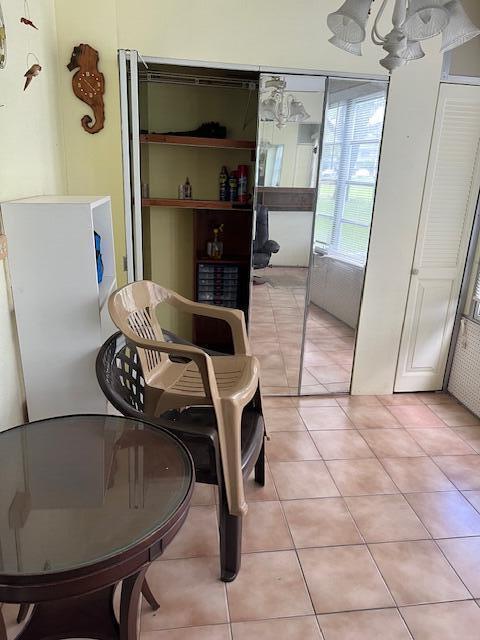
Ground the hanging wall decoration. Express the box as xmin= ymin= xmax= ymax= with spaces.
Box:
xmin=21 ymin=17 xmax=38 ymax=29
xmin=21 ymin=1 xmax=38 ymax=29
xmin=0 ymin=1 xmax=6 ymax=69
xmin=67 ymin=43 xmax=105 ymax=134
xmin=24 ymin=54 xmax=41 ymax=90
xmin=20 ymin=1 xmax=42 ymax=91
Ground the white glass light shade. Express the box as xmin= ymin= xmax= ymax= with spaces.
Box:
xmin=329 ymin=35 xmax=362 ymax=56
xmin=403 ymin=39 xmax=426 ymax=60
xmin=403 ymin=0 xmax=449 ymax=40
xmin=379 ymin=25 xmax=425 ymax=72
xmin=380 ymin=53 xmax=408 ymax=71
xmin=441 ymin=0 xmax=480 ymax=52
xmin=289 ymin=99 xmax=310 ymax=123
xmin=327 ymin=0 xmax=374 ymax=44
xmin=260 ymin=97 xmax=277 ymax=120
xmin=264 ymin=76 xmax=286 ymax=90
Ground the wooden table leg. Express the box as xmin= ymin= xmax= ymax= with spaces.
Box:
xmin=12 ymin=587 xmax=118 ymax=640
xmin=141 ymin=579 xmax=160 ymax=611
xmin=120 ymin=567 xmax=148 ymax=640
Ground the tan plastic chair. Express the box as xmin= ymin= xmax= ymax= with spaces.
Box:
xmin=108 ymin=281 xmax=260 ymax=517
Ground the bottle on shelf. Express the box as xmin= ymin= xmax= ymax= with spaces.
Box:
xmin=184 ymin=177 xmax=192 ymax=199
xmin=219 ymin=166 xmax=229 ymax=201
xmin=207 ymin=224 xmax=224 ymax=260
xmin=237 ymin=165 xmax=248 ymax=204
xmin=229 ymin=170 xmax=238 ymax=203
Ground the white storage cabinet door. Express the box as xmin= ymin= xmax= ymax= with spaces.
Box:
xmin=395 ymin=84 xmax=480 ymax=392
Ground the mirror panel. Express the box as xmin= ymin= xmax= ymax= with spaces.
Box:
xmin=301 ymin=78 xmax=388 ymax=395
xmin=250 ymin=74 xmax=326 ymax=395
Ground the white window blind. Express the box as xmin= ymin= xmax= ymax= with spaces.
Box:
xmin=315 ymin=90 xmax=387 ymax=265
xmin=474 ymin=266 xmax=480 ymax=302
xmin=473 ymin=263 xmax=480 ymax=321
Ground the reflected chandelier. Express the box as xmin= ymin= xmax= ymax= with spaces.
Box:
xmin=259 ymin=76 xmax=311 ymax=128
xmin=327 ymin=0 xmax=480 ymax=73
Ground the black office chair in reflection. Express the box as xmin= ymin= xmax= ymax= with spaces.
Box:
xmin=252 ymin=206 xmax=280 ymax=284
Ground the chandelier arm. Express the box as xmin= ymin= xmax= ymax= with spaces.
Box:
xmin=372 ymin=0 xmax=391 ymax=44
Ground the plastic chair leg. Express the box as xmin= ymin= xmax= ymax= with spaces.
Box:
xmin=254 ymin=440 xmax=265 ymax=486
xmin=218 ymin=478 xmax=242 ymax=582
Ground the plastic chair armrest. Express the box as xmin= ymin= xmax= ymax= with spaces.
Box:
xmin=172 ymin=296 xmax=250 ymax=355
xmin=124 ymin=334 xmax=218 ymax=399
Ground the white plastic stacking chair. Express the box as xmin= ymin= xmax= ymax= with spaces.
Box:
xmin=108 ymin=281 xmax=260 ymax=516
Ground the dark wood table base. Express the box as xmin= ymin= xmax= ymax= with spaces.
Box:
xmin=1 ymin=572 xmax=160 ymax=640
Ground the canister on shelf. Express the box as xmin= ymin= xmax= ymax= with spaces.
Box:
xmin=229 ymin=171 xmax=238 ymax=203
xmin=237 ymin=165 xmax=248 ymax=204
xmin=219 ymin=166 xmax=229 ymax=201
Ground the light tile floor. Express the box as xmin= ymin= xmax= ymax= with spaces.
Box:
xmin=4 ymin=392 xmax=480 ymax=639
xmin=250 ymin=267 xmax=355 ymax=395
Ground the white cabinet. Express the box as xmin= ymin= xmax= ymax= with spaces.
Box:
xmin=1 ymin=196 xmax=117 ymax=422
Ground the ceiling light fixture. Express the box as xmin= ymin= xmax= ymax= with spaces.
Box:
xmin=327 ymin=0 xmax=480 ymax=73
xmin=259 ymin=76 xmax=311 ymax=128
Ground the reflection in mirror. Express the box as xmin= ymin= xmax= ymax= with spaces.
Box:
xmin=0 ymin=417 xmax=192 ymax=574
xmin=250 ymin=74 xmax=326 ymax=394
xmin=301 ymin=78 xmax=388 ymax=395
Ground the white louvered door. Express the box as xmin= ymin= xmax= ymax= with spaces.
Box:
xmin=395 ymin=84 xmax=480 ymax=392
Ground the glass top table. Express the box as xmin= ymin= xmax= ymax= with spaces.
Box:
xmin=0 ymin=414 xmax=194 ymax=640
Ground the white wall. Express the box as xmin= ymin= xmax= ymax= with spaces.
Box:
xmin=351 ymin=53 xmax=442 ymax=394
xmin=269 ymin=211 xmax=312 ymax=267
xmin=310 ymin=255 xmax=364 ymax=329
xmin=0 ymin=0 xmax=65 ymax=429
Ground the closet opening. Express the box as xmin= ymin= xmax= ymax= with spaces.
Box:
xmin=120 ymin=52 xmax=389 ymax=395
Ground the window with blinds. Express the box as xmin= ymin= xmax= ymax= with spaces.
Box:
xmin=315 ymin=88 xmax=387 ymax=265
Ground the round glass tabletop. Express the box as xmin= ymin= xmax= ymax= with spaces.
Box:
xmin=0 ymin=415 xmax=193 ymax=576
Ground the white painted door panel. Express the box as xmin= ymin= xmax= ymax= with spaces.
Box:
xmin=395 ymin=84 xmax=480 ymax=392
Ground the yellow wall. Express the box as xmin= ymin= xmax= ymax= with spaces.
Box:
xmin=54 ymin=0 xmax=126 ymax=287
xmin=0 ymin=0 xmax=65 ymax=428
xmin=143 ymin=80 xmax=257 ymax=335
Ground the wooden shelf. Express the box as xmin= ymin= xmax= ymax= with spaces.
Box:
xmin=256 ymin=186 xmax=316 ymax=212
xmin=140 ymin=134 xmax=256 ymax=151
xmin=143 ymin=198 xmax=252 ymax=211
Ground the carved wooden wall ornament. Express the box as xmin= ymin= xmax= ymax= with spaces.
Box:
xmin=67 ymin=44 xmax=105 ymax=134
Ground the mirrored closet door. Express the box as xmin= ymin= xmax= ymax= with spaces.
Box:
xmin=249 ymin=75 xmax=388 ymax=396
xmin=249 ymin=74 xmax=326 ymax=395
xmin=301 ymin=78 xmax=388 ymax=395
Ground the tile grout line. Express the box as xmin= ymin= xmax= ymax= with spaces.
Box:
xmin=263 ymin=402 xmax=480 ymax=621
